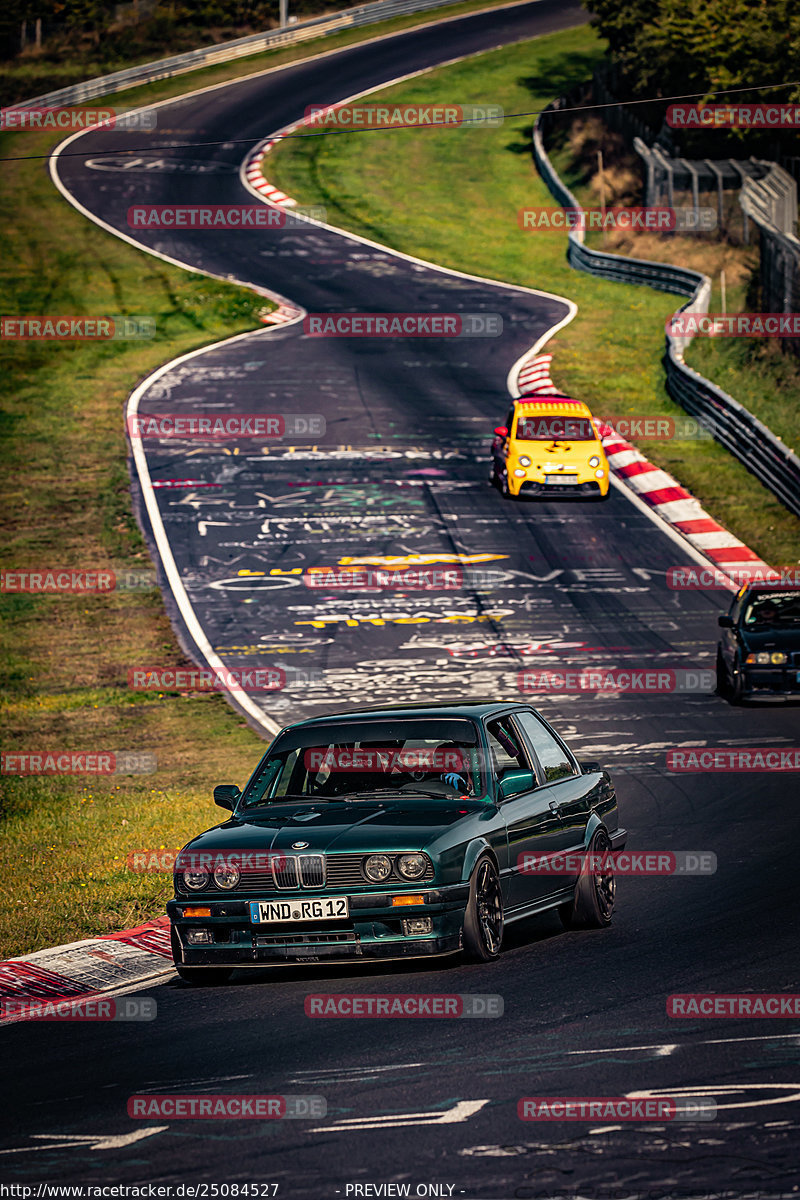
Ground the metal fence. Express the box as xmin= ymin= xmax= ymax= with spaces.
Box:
xmin=14 ymin=0 xmax=467 ymax=110
xmin=633 ymin=138 xmax=773 ymax=244
xmin=569 ymin=71 xmax=800 ymax=365
xmin=533 ymin=102 xmax=800 ymax=519
xmin=740 ymin=167 xmax=800 ymax=360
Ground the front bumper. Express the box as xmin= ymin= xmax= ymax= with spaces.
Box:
xmin=167 ymin=885 xmax=468 ymax=967
xmin=742 ymin=667 xmax=800 ymax=697
xmin=514 ymin=477 xmax=606 ymax=498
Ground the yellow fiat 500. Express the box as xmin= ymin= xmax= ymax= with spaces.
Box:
xmin=490 ymin=395 xmax=610 ymax=500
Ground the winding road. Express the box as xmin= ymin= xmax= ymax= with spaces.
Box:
xmin=3 ymin=2 xmax=799 ymax=1195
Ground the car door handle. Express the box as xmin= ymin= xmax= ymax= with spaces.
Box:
xmin=549 ymin=800 xmax=562 ymax=812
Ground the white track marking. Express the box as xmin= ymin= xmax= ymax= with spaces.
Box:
xmin=629 ymin=1084 xmax=800 ymax=1112
xmin=566 ymin=1033 xmax=800 ymax=1055
xmin=0 ymin=1128 xmax=167 ymax=1154
xmin=310 ymin=1099 xmax=489 ymax=1131
xmin=126 ymin=333 xmax=291 ymax=735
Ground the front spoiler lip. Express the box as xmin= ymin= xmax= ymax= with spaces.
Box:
xmin=516 ymin=480 xmax=606 ymax=497
xmin=742 ymin=672 xmax=800 ymax=697
xmin=173 ymin=933 xmax=463 ymax=967
xmin=174 ymin=948 xmax=463 ymax=969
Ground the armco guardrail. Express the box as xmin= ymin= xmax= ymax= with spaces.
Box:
xmin=533 ymin=99 xmax=800 ymax=519
xmin=14 ymin=0 xmax=466 ymax=110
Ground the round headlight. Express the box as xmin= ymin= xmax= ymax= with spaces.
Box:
xmin=213 ymin=864 xmax=240 ymax=889
xmin=397 ymin=853 xmax=428 ymax=880
xmin=589 ymin=455 xmax=601 ymax=468
xmin=771 ymin=652 xmax=787 ymax=665
xmin=182 ymin=869 xmax=209 ymax=890
xmin=595 ymin=468 xmax=605 ymax=479
xmin=364 ymin=854 xmax=393 ymax=882
xmin=518 ymin=455 xmax=531 ymax=467
xmin=513 ymin=468 xmax=526 ymax=478
xmin=757 ymin=651 xmax=770 ymax=664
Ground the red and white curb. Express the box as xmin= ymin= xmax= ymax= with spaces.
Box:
xmin=260 ymin=300 xmax=303 ymax=326
xmin=243 ymin=138 xmax=297 ymax=208
xmin=516 ymin=352 xmax=559 ymax=396
xmin=243 ymin=99 xmax=352 ymax=215
xmin=0 ymin=918 xmax=174 ymax=1022
xmin=241 ymin=143 xmax=304 ymax=327
xmin=514 ymin=354 xmax=775 ymax=584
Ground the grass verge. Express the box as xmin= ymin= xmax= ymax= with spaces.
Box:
xmin=0 ymin=120 xmax=276 ymax=957
xmin=265 ymin=24 xmax=800 ymax=565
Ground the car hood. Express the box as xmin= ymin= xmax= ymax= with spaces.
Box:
xmin=739 ymin=628 xmax=800 ymax=652
xmin=183 ymin=798 xmax=488 ymax=855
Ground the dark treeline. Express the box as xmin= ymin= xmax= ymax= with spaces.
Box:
xmin=1 ymin=0 xmax=362 ymax=64
xmin=584 ymin=0 xmax=800 ymax=158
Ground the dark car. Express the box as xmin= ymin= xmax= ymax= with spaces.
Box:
xmin=716 ymin=584 xmax=800 ymax=702
xmin=167 ymin=701 xmax=627 ymax=983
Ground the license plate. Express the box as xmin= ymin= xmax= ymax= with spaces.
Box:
xmin=250 ymin=897 xmax=349 ymax=923
xmin=545 ymin=474 xmax=578 ymax=485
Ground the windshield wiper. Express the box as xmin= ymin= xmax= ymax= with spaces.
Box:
xmin=339 ymin=788 xmax=466 ymax=800
xmin=242 ymin=794 xmax=344 ymax=807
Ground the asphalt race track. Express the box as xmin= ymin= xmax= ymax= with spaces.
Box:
xmin=3 ymin=2 xmax=799 ymax=1195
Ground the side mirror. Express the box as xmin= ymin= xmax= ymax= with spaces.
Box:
xmin=493 ymin=426 xmax=508 ymax=438
xmin=579 ymin=760 xmax=602 ymax=775
xmin=498 ymin=768 xmax=535 ymax=800
xmin=214 ymin=783 xmax=241 ymax=811
xmin=717 ymin=614 xmax=734 ymax=628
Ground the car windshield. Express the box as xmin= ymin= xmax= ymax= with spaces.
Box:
xmin=742 ymin=592 xmax=800 ymax=629
xmin=515 ymin=415 xmax=595 ymax=441
xmin=240 ymin=718 xmax=485 ymax=808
